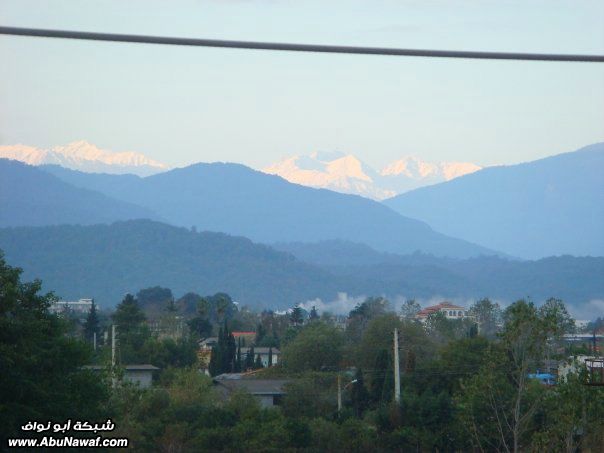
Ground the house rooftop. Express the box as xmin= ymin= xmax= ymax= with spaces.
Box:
xmin=416 ymin=302 xmax=466 ymax=318
xmin=241 ymin=347 xmax=280 ymax=354
xmin=213 ymin=376 xmax=290 ymax=395
xmin=84 ymin=364 xmax=159 ymax=371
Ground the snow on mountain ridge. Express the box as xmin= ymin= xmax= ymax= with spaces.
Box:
xmin=382 ymin=156 xmax=481 ymax=180
xmin=263 ymin=153 xmax=394 ymax=199
xmin=0 ymin=141 xmax=169 ymax=176
xmin=263 ymin=152 xmax=482 ymax=200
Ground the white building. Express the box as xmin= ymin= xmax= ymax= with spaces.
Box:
xmin=241 ymin=347 xmax=280 ymax=367
xmin=558 ymin=355 xmax=604 ymax=381
xmin=84 ymin=364 xmax=159 ymax=389
xmin=213 ymin=374 xmax=289 ymax=408
xmin=415 ymin=302 xmax=468 ymax=321
xmin=49 ymin=298 xmax=94 ymax=315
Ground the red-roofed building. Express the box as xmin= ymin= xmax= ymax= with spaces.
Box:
xmin=415 ymin=302 xmax=467 ymax=321
xmin=232 ymin=331 xmax=256 ymax=345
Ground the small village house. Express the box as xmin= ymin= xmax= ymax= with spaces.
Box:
xmin=241 ymin=347 xmax=280 ymax=367
xmin=213 ymin=373 xmax=290 ymax=408
xmin=84 ymin=364 xmax=159 ymax=389
xmin=415 ymin=302 xmax=467 ymax=321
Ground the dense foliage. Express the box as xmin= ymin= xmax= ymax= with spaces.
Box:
xmin=2 ymin=252 xmax=603 ymax=452
xmin=0 ymin=253 xmax=108 ymax=446
xmin=1 ymin=221 xmax=603 ymax=311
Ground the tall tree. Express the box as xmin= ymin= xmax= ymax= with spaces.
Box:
xmin=309 ymin=306 xmax=320 ymax=322
xmin=400 ymin=299 xmax=421 ymax=320
xmin=458 ymin=300 xmax=551 ymax=452
xmin=254 ymin=354 xmax=264 ymax=369
xmin=235 ymin=337 xmax=242 ymax=372
xmin=347 ymin=297 xmax=390 ymax=342
xmin=83 ymin=299 xmax=100 ymax=345
xmin=0 ymin=253 xmax=108 ymax=444
xmin=188 ymin=316 xmax=212 ymax=339
xmin=281 ymin=322 xmax=344 ymax=372
xmin=244 ymin=346 xmax=255 ymax=370
xmin=370 ymin=349 xmax=390 ymax=404
xmin=256 ymin=323 xmax=267 ymax=344
xmin=350 ymin=369 xmax=370 ymax=417
xmin=290 ymin=305 xmax=304 ymax=327
xmin=112 ymin=293 xmax=149 ymax=363
xmin=112 ymin=294 xmax=146 ymax=334
xmin=468 ymin=298 xmax=502 ymax=338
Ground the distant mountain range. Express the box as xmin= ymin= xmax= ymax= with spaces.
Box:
xmin=38 ymin=162 xmax=495 ymax=258
xmin=2 ymin=141 xmax=602 ymax=259
xmin=0 ymin=159 xmax=160 ymax=227
xmin=263 ymin=151 xmax=481 ymax=200
xmin=384 ymin=143 xmax=604 ymax=259
xmin=0 ymin=221 xmax=601 ymax=315
xmin=0 ymin=141 xmax=169 ymax=176
xmin=1 ymin=142 xmax=481 ymax=198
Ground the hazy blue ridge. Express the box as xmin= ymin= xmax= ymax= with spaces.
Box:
xmin=274 ymin=239 xmax=604 ymax=314
xmin=40 ymin=162 xmax=497 ymax=259
xmin=0 ymin=220 xmax=345 ymax=309
xmin=0 ymin=222 xmax=601 ymax=313
xmin=0 ymin=159 xmax=161 ymax=227
xmin=383 ymin=143 xmax=604 ymax=259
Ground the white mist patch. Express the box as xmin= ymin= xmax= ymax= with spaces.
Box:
xmin=300 ymin=293 xmax=489 ymax=316
xmin=299 ymin=292 xmax=368 ymax=315
xmin=568 ymin=299 xmax=604 ymax=320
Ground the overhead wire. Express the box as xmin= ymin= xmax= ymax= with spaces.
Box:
xmin=1 ymin=26 xmax=603 ymax=62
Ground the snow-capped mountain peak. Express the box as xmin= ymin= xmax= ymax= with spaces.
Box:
xmin=0 ymin=141 xmax=169 ymax=176
xmin=263 ymin=152 xmax=482 ymax=200
xmin=381 ymin=156 xmax=481 ymax=181
xmin=263 ymin=152 xmax=392 ymax=199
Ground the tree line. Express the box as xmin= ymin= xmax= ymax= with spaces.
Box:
xmin=2 ymin=252 xmax=603 ymax=451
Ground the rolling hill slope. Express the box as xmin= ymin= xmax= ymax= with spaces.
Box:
xmin=0 ymin=220 xmax=341 ymax=309
xmin=0 ymin=159 xmax=160 ymax=227
xmin=41 ymin=162 xmax=496 ymax=258
xmin=384 ymin=143 xmax=604 ymax=259
xmin=0 ymin=222 xmax=601 ymax=313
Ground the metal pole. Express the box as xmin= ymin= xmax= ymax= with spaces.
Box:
xmin=111 ymin=324 xmax=117 ymax=388
xmin=337 ymin=375 xmax=342 ymax=414
xmin=111 ymin=324 xmax=116 ymax=367
xmin=394 ymin=328 xmax=401 ymax=403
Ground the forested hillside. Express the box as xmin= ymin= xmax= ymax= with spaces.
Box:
xmin=0 ymin=221 xmax=602 ymax=312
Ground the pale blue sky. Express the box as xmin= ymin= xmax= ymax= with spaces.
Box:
xmin=1 ymin=0 xmax=603 ymax=169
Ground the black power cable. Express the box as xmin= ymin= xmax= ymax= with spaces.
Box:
xmin=1 ymin=26 xmax=603 ymax=62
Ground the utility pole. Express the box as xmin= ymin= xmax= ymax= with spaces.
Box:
xmin=111 ymin=324 xmax=116 ymax=368
xmin=394 ymin=328 xmax=401 ymax=403
xmin=111 ymin=324 xmax=117 ymax=388
xmin=337 ymin=374 xmax=342 ymax=414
